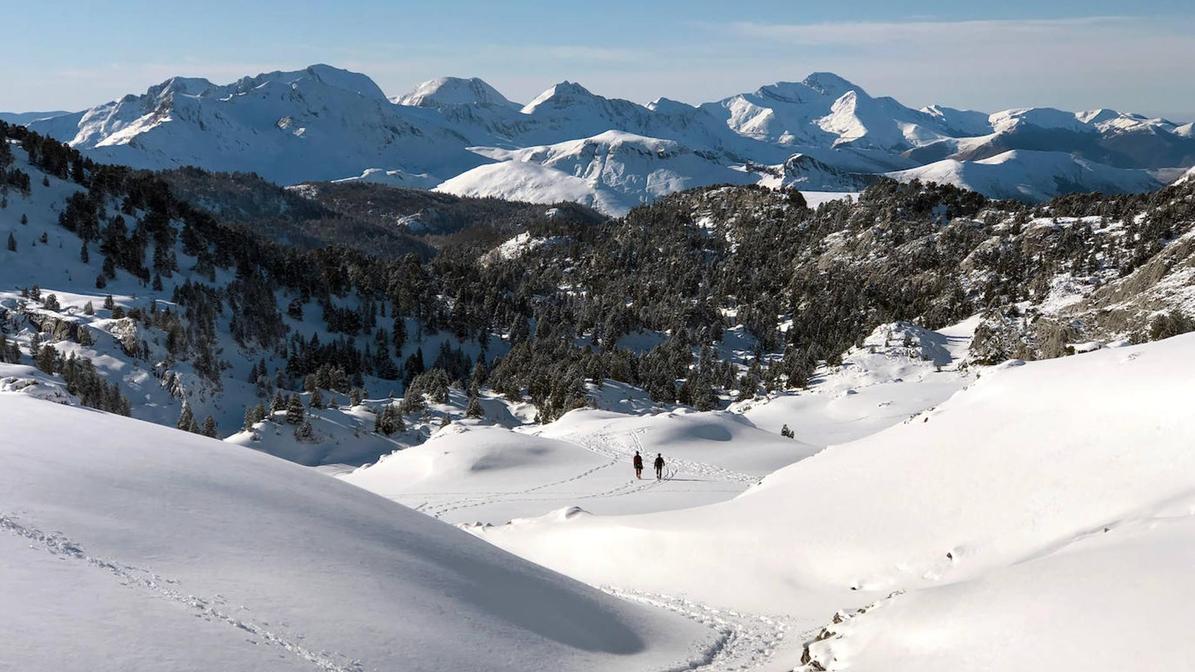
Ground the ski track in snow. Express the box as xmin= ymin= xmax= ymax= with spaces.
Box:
xmin=581 ymin=428 xmax=759 ymax=485
xmin=0 ymin=513 xmax=364 ymax=672
xmin=417 ymin=423 xmax=757 ymax=521
xmin=604 ymin=588 xmax=803 ymax=672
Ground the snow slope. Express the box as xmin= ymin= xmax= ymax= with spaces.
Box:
xmin=0 ymin=110 xmax=71 ymax=124
xmin=473 ymin=333 xmax=1195 ymax=669
xmin=435 ymin=160 xmax=631 ymax=214
xmin=888 ymin=149 xmax=1164 ymax=200
xmin=0 ymin=390 xmax=714 ymax=672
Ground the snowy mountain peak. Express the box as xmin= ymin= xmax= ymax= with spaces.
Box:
xmin=800 ymin=71 xmax=860 ymax=97
xmin=241 ymin=64 xmax=389 ymax=100
xmin=145 ymin=76 xmax=217 ymax=100
xmin=1076 ymin=108 xmax=1121 ymax=125
xmin=753 ymin=73 xmax=861 ymax=105
xmin=396 ymin=76 xmax=516 ymax=108
xmin=521 ymin=81 xmax=602 ymax=113
xmin=645 ymin=97 xmax=696 ymax=114
xmin=989 ymin=107 xmax=1094 ymax=134
xmin=920 ymin=104 xmax=993 ymax=136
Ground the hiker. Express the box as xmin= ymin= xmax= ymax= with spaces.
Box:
xmin=654 ymin=453 xmax=665 ymax=480
xmin=633 ymin=451 xmax=644 ymax=479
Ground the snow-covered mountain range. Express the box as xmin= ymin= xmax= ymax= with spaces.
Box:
xmin=16 ymin=65 xmax=1195 ymax=214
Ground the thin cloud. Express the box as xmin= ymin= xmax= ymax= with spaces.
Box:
xmin=728 ymin=16 xmax=1137 ymax=45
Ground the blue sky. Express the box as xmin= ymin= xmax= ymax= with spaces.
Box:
xmin=3 ymin=0 xmax=1193 ymax=120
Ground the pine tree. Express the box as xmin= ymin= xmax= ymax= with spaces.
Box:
xmin=35 ymin=343 xmax=57 ymax=374
xmin=465 ymin=395 xmax=484 ymax=419
xmin=780 ymin=424 xmax=795 ymax=439
xmin=103 ymin=294 xmax=114 ymax=310
xmin=271 ymin=390 xmax=286 ymax=413
xmin=393 ymin=315 xmax=406 ymax=352
xmin=19 ymin=213 xmax=27 ymax=225
xmin=374 ymin=404 xmax=405 ymax=435
xmin=6 ymin=232 xmax=14 ymax=252
xmin=310 ymin=388 xmax=325 ymax=409
xmin=295 ymin=420 xmax=314 ymax=440
xmin=349 ymin=387 xmax=363 ymax=406
xmin=177 ymin=404 xmax=195 ymax=433
xmin=285 ymin=394 xmax=305 ymax=424
xmin=201 ymin=416 xmax=217 ymax=438
xmin=83 ymin=300 xmax=94 ymax=315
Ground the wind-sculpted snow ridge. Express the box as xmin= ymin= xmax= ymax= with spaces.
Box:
xmin=0 ymin=393 xmax=715 ymax=672
xmin=19 ymin=64 xmax=1193 ymax=208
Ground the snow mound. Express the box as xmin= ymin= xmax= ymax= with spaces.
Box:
xmin=344 ymin=424 xmax=608 ymax=499
xmin=0 ymin=394 xmax=707 ymax=671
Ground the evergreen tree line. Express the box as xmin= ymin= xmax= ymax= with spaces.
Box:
xmin=4 ymin=119 xmax=1194 ymax=421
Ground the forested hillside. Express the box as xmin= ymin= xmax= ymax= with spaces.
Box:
xmin=3 ymin=120 xmax=1193 ymax=459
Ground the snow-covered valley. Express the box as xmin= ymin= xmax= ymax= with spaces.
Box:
xmin=5 ymin=108 xmax=1195 ymax=671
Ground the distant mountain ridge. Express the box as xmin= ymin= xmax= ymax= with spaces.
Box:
xmin=16 ymin=64 xmax=1195 ymax=213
